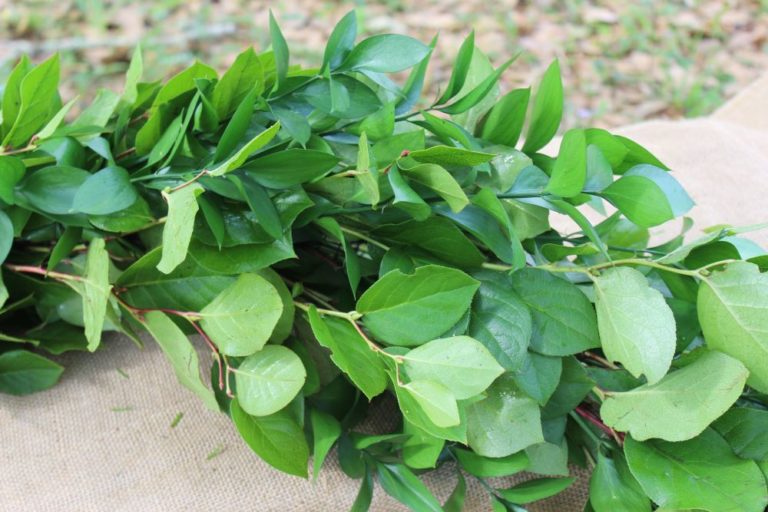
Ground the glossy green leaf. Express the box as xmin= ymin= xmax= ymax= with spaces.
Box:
xmin=594 ymin=267 xmax=676 ymax=384
xmin=73 ymin=166 xmax=137 ymax=215
xmin=0 ymin=156 xmax=26 ymax=204
xmin=17 ymin=165 xmax=89 ymax=215
xmin=713 ymin=407 xmax=768 ymax=461
xmin=0 ymin=350 xmax=63 ymax=396
xmin=376 ymin=463 xmax=443 ymax=512
xmin=402 ymin=421 xmax=444 ymax=469
xmin=242 ymin=148 xmax=340 ymax=188
xmin=522 ymin=60 xmax=563 ymax=153
xmin=400 ymin=163 xmax=469 ymax=212
xmin=400 ymin=379 xmax=460 ymax=427
xmin=322 ymin=10 xmax=357 ymax=71
xmin=356 ymin=265 xmax=480 ymax=346
xmin=339 ymin=35 xmax=430 ymax=73
xmin=478 ymin=88 xmax=530 ymax=148
xmin=589 ymin=452 xmax=650 ymax=512
xmin=601 ymin=350 xmax=748 ymax=441
xmin=437 ymin=31 xmax=475 ymax=105
xmin=453 ymin=447 xmax=529 ymax=478
xmin=208 ymin=122 xmax=280 ymax=176
xmin=213 ymin=47 xmax=263 ymax=119
xmin=698 ymin=262 xmax=768 ymax=393
xmin=3 ymin=54 xmax=60 ymax=148
xmin=387 ymin=166 xmax=431 ymax=221
xmin=142 ymin=311 xmax=218 ymax=411
xmin=1 ymin=55 xmax=31 ymax=137
xmin=199 ymin=273 xmax=283 ymax=356
xmin=0 ymin=211 xmax=12 ymax=264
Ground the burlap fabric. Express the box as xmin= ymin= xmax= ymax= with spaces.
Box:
xmin=2 ymin=74 xmax=766 ymax=511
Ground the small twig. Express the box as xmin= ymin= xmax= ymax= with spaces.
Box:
xmin=168 ymin=169 xmax=210 ymax=193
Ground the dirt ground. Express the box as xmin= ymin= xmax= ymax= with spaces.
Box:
xmin=1 ymin=0 xmax=767 ymax=129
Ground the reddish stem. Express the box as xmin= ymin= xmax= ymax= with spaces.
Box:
xmin=575 ymin=406 xmax=624 ymax=445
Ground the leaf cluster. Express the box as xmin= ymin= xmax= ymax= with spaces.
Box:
xmin=1 ymin=11 xmax=767 ymax=511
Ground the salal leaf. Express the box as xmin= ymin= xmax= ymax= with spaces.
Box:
xmin=510 ymin=269 xmax=599 ymax=356
xmin=73 ymin=166 xmax=137 ymax=215
xmin=376 ymin=463 xmax=443 ymax=512
xmin=17 ymin=165 xmax=89 ymax=215
xmin=594 ymin=267 xmax=676 ymax=384
xmin=545 ymin=128 xmax=586 ymax=197
xmin=466 ymin=375 xmax=544 ymax=457
xmin=453 ymin=447 xmax=529 ymax=478
xmin=713 ymin=407 xmax=768 ymax=461
xmin=400 ymin=379 xmax=460 ymax=427
xmin=310 ymin=409 xmax=342 ymax=478
xmin=400 ymin=163 xmax=469 ymax=212
xmin=403 ymin=336 xmax=504 ymax=399
xmin=199 ymin=273 xmax=283 ymax=356
xmin=142 ymin=311 xmax=218 ymax=411
xmin=339 ymin=35 xmax=430 ymax=73
xmin=624 ymin=430 xmax=768 ymax=512
xmin=213 ymin=47 xmax=263 ymax=119
xmin=408 ymin=145 xmax=495 ymax=167
xmin=521 ymin=60 xmax=563 ymax=153
xmin=601 ymin=350 xmax=747 ymax=442
xmin=208 ymin=122 xmax=281 ymax=176
xmin=234 ymin=345 xmax=306 ymax=416
xmin=697 ymin=262 xmax=768 ymax=393
xmin=497 ymin=477 xmax=574 ymax=504
xmin=356 ymin=265 xmax=480 ymax=346
xmin=307 ymin=307 xmax=387 ymax=399
xmin=590 ymin=452 xmax=650 ymax=512
xmin=157 ymin=183 xmax=203 ymax=274
xmin=512 ymin=352 xmax=562 ymax=406
xmin=0 ymin=350 xmax=63 ymax=396
xmin=602 ymin=165 xmax=693 ymax=228
xmin=540 ymin=356 xmax=593 ymax=419
xmin=66 ymin=237 xmax=111 ymax=351
xmin=322 ymin=10 xmax=357 ymax=71
xmin=230 ymin=398 xmax=309 ymax=477
xmin=3 ymin=54 xmax=60 ymax=148
xmin=387 ymin=166 xmax=431 ymax=221
xmin=468 ymin=273 xmax=532 ymax=371
xmin=477 ymin=88 xmax=530 ymax=148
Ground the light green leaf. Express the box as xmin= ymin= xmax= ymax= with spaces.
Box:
xmin=376 ymin=463 xmax=443 ymax=512
xmin=1 ymin=55 xmax=31 ymax=137
xmin=234 ymin=345 xmax=306 ymax=416
xmin=545 ymin=128 xmax=586 ymax=197
xmin=466 ymin=375 xmax=544 ymax=457
xmin=478 ymin=88 xmax=530 ymax=148
xmin=510 ymin=269 xmax=599 ymax=356
xmin=400 ymin=379 xmax=460 ymax=428
xmin=590 ymin=452 xmax=650 ymax=512
xmin=65 ymin=238 xmax=111 ymax=352
xmin=356 ymin=265 xmax=480 ymax=346
xmin=402 ymin=421 xmax=444 ymax=469
xmin=208 ymin=122 xmax=281 ymax=176
xmin=339 ymin=34 xmax=430 ymax=73
xmin=436 ymin=31 xmax=475 ymax=105
xmin=698 ymin=262 xmax=768 ymax=393
xmin=0 ymin=156 xmax=26 ymax=204
xmin=142 ymin=311 xmax=218 ymax=411
xmin=453 ymin=447 xmax=529 ymax=478
xmin=594 ymin=267 xmax=676 ymax=384
xmin=625 ymin=430 xmax=768 ymax=512
xmin=400 ymin=163 xmax=469 ymax=212
xmin=73 ymin=166 xmax=137 ymax=215
xmin=3 ymin=54 xmax=60 ymax=148
xmin=522 ymin=60 xmax=563 ymax=153
xmin=713 ymin=407 xmax=768 ymax=461
xmin=322 ymin=10 xmax=357 ymax=71
xmin=403 ymin=336 xmax=504 ymax=399
xmin=72 ymin=88 xmax=120 ymax=129
xmin=601 ymin=350 xmax=748 ymax=442
xmin=157 ymin=183 xmax=203 ymax=274
xmin=199 ymin=273 xmax=283 ymax=356
xmin=121 ymin=44 xmax=143 ymax=105
xmin=36 ymin=96 xmax=78 ymax=140
xmin=231 ymin=398 xmax=309 ymax=477
xmin=355 ymin=132 xmax=379 ymax=206
xmin=268 ymin=11 xmax=289 ymax=89
xmin=387 ymin=165 xmax=431 ymax=221
xmin=0 ymin=350 xmax=63 ymax=396
xmin=213 ymin=47 xmax=263 ymax=119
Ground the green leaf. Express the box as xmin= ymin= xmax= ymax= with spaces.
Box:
xmin=512 ymin=352 xmax=562 ymax=406
xmin=435 ymin=204 xmax=519 ymax=265
xmin=322 ymin=10 xmax=357 ymax=71
xmin=594 ymin=267 xmax=676 ymax=384
xmin=0 ymin=210 xmax=13 ymax=264
xmin=376 ymin=463 xmax=442 ymax=512
xmin=468 ymin=273 xmax=532 ymax=371
xmin=477 ymin=88 xmax=530 ymax=148
xmin=268 ymin=11 xmax=289 ymax=89
xmin=234 ymin=345 xmax=306 ymax=416
xmin=400 ymin=163 xmax=469 ymax=213
xmin=408 ymin=145 xmax=495 ymax=167
xmin=400 ymin=379 xmax=460 ymax=427
xmin=439 ymin=57 xmax=515 ymax=115
xmin=624 ymin=430 xmax=767 ymax=512
xmin=208 ymin=122 xmax=281 ymax=176
xmin=339 ymin=35 xmax=430 ymax=73
xmin=349 ymin=472 xmax=374 ymax=512
xmin=497 ymin=477 xmax=574 ymax=504
xmin=356 ymin=265 xmax=480 ymax=346
xmin=0 ymin=350 xmax=63 ymax=396
xmin=47 ymin=226 xmax=82 ymax=271
xmin=72 ymin=88 xmax=120 ymax=130
xmin=67 ymin=237 xmax=111 ymax=352
xmin=713 ymin=407 xmax=768 ymax=461
xmin=310 ymin=409 xmax=342 ymax=478
xmin=17 ymin=165 xmax=90 ymax=215
xmin=355 ymin=132 xmax=379 ymax=206
xmin=243 ymin=148 xmax=340 ymax=188
xmin=540 ymin=356 xmax=593 ymax=419
xmin=545 ymin=128 xmax=586 ymax=198
xmin=3 ymin=54 xmax=61 ymax=148
xmin=36 ymin=96 xmax=78 ymax=140
xmin=697 ymin=262 xmax=768 ymax=393
xmin=230 ymin=398 xmax=309 ymax=477
xmin=0 ymin=156 xmax=26 ymax=204
xmin=213 ymin=47 xmax=263 ymax=119
xmin=510 ymin=269 xmax=599 ymax=356
xmin=307 ymin=308 xmax=387 ymax=400
xmin=121 ymin=44 xmax=143 ymax=105
xmin=199 ymin=273 xmax=284 ymax=356
xmin=73 ymin=166 xmax=137 ymax=215
xmin=402 ymin=421 xmax=444 ymax=469
xmin=589 ymin=452 xmax=650 ymax=512
xmin=601 ymin=350 xmax=748 ymax=442
xmin=453 ymin=447 xmax=529 ymax=478
xmin=442 ymin=472 xmax=467 ymax=512
xmin=387 ymin=166 xmax=431 ymax=221
xmin=213 ymin=88 xmax=260 ymax=163
xmin=196 ymin=194 xmax=225 ymax=249
xmin=314 ymin=217 xmax=360 ymax=295
xmin=157 ymin=183 xmax=203 ymax=274
xmin=522 ymin=60 xmax=563 ymax=153
xmin=584 ymin=145 xmax=613 ymax=192
xmin=466 ymin=375 xmax=544 ymax=457
xmin=1 ymin=55 xmax=31 ymax=137
xmin=228 ymin=175 xmax=283 ymax=239
xmin=403 ymin=336 xmax=504 ymax=399
xmin=142 ymin=311 xmax=218 ymax=411
xmin=437 ymin=31 xmax=475 ymax=105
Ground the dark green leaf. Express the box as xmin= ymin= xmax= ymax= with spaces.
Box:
xmin=340 ymin=35 xmax=430 ymax=73
xmin=0 ymin=350 xmax=63 ymax=396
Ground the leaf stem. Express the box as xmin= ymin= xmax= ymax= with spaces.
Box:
xmin=4 ymin=264 xmax=83 ymax=282
xmin=168 ymin=169 xmax=210 ymax=193
xmin=338 ymin=226 xmax=390 ymax=251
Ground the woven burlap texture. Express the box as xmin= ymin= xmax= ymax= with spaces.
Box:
xmin=2 ymin=73 xmax=766 ymax=512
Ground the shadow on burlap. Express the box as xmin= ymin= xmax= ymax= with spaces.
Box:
xmin=2 ymin=73 xmax=766 ymax=511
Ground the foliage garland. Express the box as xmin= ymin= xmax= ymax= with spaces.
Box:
xmin=1 ymin=11 xmax=767 ymax=511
